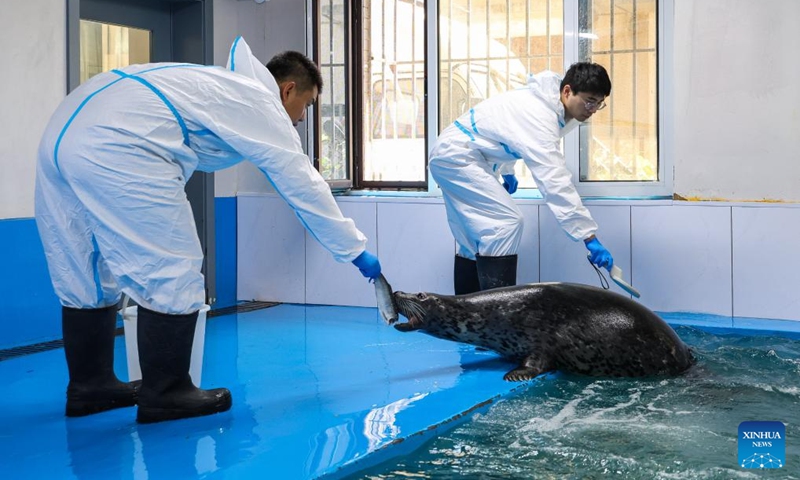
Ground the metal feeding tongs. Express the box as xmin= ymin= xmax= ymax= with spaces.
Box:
xmin=588 ymin=255 xmax=641 ymax=298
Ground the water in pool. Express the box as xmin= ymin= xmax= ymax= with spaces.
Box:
xmin=361 ymin=326 xmax=800 ymax=479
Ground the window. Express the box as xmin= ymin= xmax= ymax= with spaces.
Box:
xmin=575 ymin=0 xmax=661 ymax=188
xmin=314 ymin=0 xmax=671 ymax=196
xmin=360 ymin=0 xmax=427 ymax=188
xmin=317 ymin=0 xmax=352 ymax=187
xmin=79 ymin=20 xmax=151 ymax=83
xmin=439 ymin=0 xmax=562 ymax=190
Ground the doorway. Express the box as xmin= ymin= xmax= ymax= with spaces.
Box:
xmin=66 ymin=0 xmax=216 ymax=304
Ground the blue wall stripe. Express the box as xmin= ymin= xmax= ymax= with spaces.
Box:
xmin=0 ymin=218 xmax=61 ymax=349
xmin=1 ymin=198 xmax=239 ymax=347
xmin=214 ymin=197 xmax=238 ymax=310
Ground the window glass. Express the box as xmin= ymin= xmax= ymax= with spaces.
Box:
xmin=578 ymin=0 xmax=658 ymax=182
xmin=79 ymin=20 xmax=150 ymax=83
xmin=439 ymin=0 xmax=562 ymax=189
xmin=319 ymin=0 xmax=350 ymax=182
xmin=363 ymin=0 xmax=427 ymax=184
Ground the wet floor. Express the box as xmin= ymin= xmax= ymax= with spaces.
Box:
xmin=0 ymin=304 xmax=525 ymax=479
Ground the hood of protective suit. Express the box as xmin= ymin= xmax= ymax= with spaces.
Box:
xmin=226 ymin=36 xmax=281 ymax=97
xmin=527 ymin=71 xmax=566 ymax=122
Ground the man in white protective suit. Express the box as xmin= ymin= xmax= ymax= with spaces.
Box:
xmin=429 ymin=62 xmax=616 ymax=294
xmin=34 ymin=37 xmax=381 ymax=424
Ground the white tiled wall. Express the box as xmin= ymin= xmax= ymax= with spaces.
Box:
xmin=237 ymin=195 xmax=800 ymax=322
xmin=632 ymin=205 xmax=732 ymax=316
xmin=540 ymin=205 xmax=632 ymax=296
xmin=375 ymin=202 xmax=454 ymax=295
xmin=237 ymin=195 xmax=307 ymax=303
xmin=305 ymin=202 xmax=378 ymax=307
xmin=732 ymin=206 xmax=800 ymax=321
xmin=516 ymin=204 xmax=540 ymax=285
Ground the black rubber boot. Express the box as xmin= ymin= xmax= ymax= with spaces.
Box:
xmin=62 ymin=305 xmax=139 ymax=417
xmin=476 ymin=254 xmax=518 ymax=291
xmin=136 ymin=306 xmax=232 ymax=424
xmin=454 ymin=255 xmax=481 ymax=295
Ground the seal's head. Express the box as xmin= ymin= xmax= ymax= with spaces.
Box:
xmin=393 ymin=291 xmax=444 ymax=332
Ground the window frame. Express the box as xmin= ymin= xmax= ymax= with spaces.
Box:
xmin=311 ymin=0 xmax=355 ymax=191
xmin=355 ymin=0 xmax=430 ymax=190
xmin=563 ymin=0 xmax=674 ymax=198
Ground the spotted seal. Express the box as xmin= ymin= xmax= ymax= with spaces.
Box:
xmin=392 ymin=283 xmax=695 ymax=381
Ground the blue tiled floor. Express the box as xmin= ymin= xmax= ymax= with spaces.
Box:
xmin=0 ymin=304 xmax=529 ymax=479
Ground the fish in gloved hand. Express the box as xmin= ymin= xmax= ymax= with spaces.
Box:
xmin=373 ymin=274 xmax=399 ymax=324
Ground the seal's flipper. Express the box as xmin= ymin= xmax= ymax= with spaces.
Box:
xmin=503 ymin=355 xmax=553 ymax=381
xmin=503 ymin=366 xmax=546 ymax=381
xmin=394 ymin=322 xmax=419 ymax=332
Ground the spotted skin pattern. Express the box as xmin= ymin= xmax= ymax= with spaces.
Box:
xmin=393 ymin=283 xmax=695 ymax=381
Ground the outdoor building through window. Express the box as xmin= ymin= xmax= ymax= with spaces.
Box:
xmin=362 ymin=0 xmax=427 ymax=187
xmin=315 ymin=0 xmax=665 ymax=195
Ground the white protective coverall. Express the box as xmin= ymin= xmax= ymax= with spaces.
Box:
xmin=35 ymin=37 xmax=366 ymax=314
xmin=428 ymin=71 xmax=598 ymax=260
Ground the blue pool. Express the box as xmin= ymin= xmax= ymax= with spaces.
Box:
xmin=361 ymin=325 xmax=800 ymax=479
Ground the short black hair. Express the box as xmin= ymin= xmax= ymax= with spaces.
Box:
xmin=561 ymin=62 xmax=611 ymax=97
xmin=266 ymin=51 xmax=323 ymax=94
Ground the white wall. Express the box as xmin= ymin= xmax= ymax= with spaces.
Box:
xmin=239 ymin=195 xmax=800 ymax=322
xmin=673 ymin=0 xmax=800 ymax=201
xmin=212 ymin=0 xmax=310 ymax=198
xmin=0 ymin=0 xmax=65 ymax=220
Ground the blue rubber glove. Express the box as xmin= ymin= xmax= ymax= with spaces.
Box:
xmin=352 ymin=250 xmax=382 ymax=280
xmin=585 ymin=237 xmax=614 ymax=270
xmin=501 ymin=174 xmax=518 ymax=194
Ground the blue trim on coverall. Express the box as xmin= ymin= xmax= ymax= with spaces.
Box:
xmin=499 ymin=142 xmax=523 ymax=159
xmin=53 ymin=78 xmax=125 ymax=173
xmin=229 ymin=36 xmax=243 ymax=71
xmin=453 ymin=120 xmax=474 ymax=141
xmin=90 ymin=235 xmax=103 ymax=304
xmin=469 ymin=108 xmax=479 ymax=134
xmin=111 ymin=69 xmax=190 ymax=146
xmin=54 ymin=64 xmax=210 ymax=173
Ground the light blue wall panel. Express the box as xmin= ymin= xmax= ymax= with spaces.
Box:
xmin=516 ymin=203 xmax=540 ymax=285
xmin=233 ymin=196 xmax=799 ymax=323
xmin=376 ymin=202 xmax=453 ymax=295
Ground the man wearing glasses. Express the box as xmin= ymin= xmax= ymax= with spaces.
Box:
xmin=429 ymin=62 xmax=617 ymax=294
